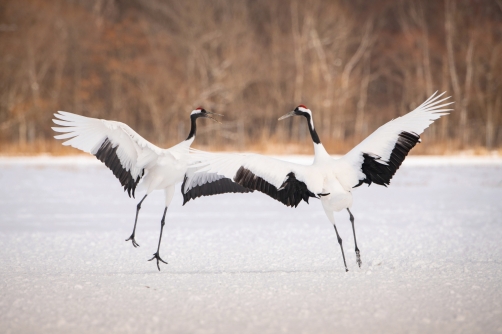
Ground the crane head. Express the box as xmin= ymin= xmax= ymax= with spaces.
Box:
xmin=191 ymin=107 xmax=223 ymax=123
xmin=278 ymin=105 xmax=311 ymax=121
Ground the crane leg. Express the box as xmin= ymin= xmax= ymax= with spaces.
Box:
xmin=347 ymin=208 xmax=361 ymax=268
xmin=332 ymin=224 xmax=349 ymax=272
xmin=126 ymin=194 xmax=147 ymax=248
xmin=148 ymin=187 xmax=174 ymax=271
xmin=148 ymin=207 xmax=168 ymax=271
xmin=324 ymin=208 xmax=348 ymax=272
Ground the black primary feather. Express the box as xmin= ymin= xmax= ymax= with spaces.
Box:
xmin=355 ymin=131 xmax=420 ymax=188
xmin=234 ymin=167 xmax=317 ymax=207
xmin=94 ymin=138 xmax=143 ymax=198
xmin=181 ymin=174 xmax=252 ymax=205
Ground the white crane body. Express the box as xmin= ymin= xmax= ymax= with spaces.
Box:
xmin=52 ymin=109 xmax=248 ymax=270
xmin=185 ymin=92 xmax=453 ymax=271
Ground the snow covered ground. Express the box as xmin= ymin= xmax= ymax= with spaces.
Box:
xmin=1 ymin=155 xmax=501 ymax=333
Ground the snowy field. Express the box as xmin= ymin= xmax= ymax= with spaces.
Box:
xmin=1 ymin=155 xmax=502 ymax=334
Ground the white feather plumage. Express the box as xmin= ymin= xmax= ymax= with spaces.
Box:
xmin=51 ymin=109 xmax=221 ymax=270
xmin=186 ymin=92 xmax=454 ymax=271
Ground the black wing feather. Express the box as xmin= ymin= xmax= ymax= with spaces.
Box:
xmin=182 ymin=175 xmax=252 ymax=205
xmin=355 ymin=131 xmax=420 ymax=188
xmin=94 ymin=138 xmax=143 ymax=198
xmin=234 ymin=167 xmax=317 ymax=208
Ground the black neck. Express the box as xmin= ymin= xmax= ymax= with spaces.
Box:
xmin=186 ymin=115 xmax=197 ymax=140
xmin=304 ymin=114 xmax=321 ymax=144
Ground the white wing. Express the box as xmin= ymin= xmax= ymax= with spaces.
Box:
xmin=52 ymin=111 xmax=165 ymax=197
xmin=186 ymin=150 xmax=324 ymax=207
xmin=338 ymin=91 xmax=453 ymax=188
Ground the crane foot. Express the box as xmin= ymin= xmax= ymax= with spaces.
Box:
xmin=148 ymin=252 xmax=168 ymax=271
xmin=125 ymin=234 xmax=140 ymax=248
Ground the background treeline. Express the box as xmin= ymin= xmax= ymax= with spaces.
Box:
xmin=1 ymin=0 xmax=501 ymax=154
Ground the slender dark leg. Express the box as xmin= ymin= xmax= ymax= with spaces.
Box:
xmin=347 ymin=208 xmax=361 ymax=268
xmin=125 ymin=194 xmax=147 ymax=247
xmin=148 ymin=207 xmax=168 ymax=271
xmin=333 ymin=224 xmax=349 ymax=272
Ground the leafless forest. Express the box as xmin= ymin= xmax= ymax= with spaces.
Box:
xmin=1 ymin=0 xmax=501 ymax=154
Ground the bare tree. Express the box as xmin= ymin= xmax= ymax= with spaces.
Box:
xmin=0 ymin=0 xmax=501 ymax=154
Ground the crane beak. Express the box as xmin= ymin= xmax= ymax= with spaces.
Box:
xmin=278 ymin=111 xmax=295 ymax=121
xmin=205 ymin=111 xmax=223 ymax=123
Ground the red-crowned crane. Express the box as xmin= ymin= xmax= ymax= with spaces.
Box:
xmin=183 ymin=92 xmax=453 ymax=271
xmin=52 ymin=108 xmax=249 ymax=270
